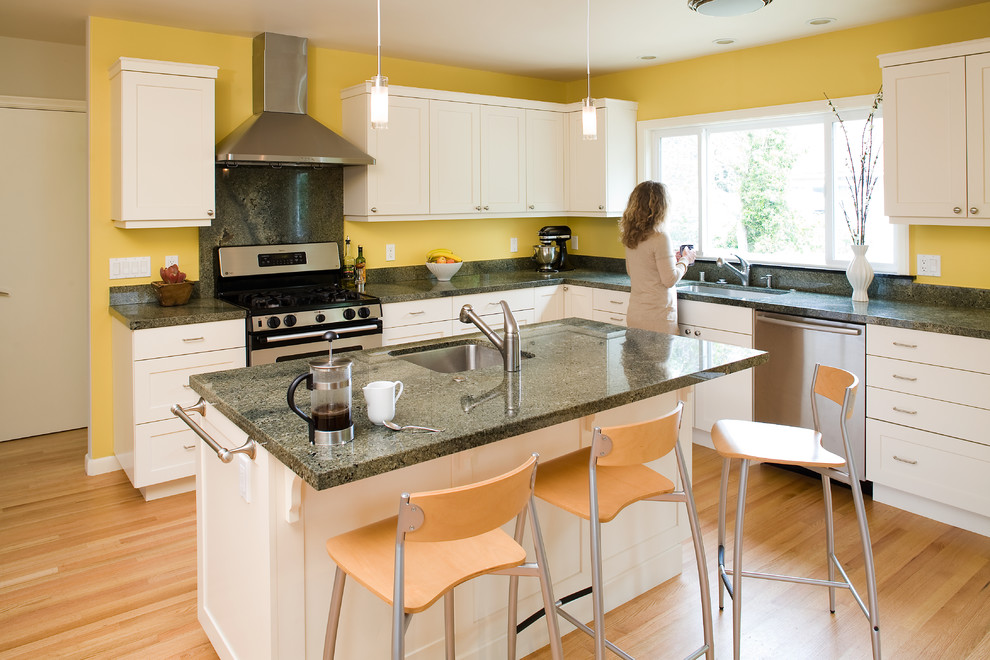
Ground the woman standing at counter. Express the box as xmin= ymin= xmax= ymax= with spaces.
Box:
xmin=621 ymin=181 xmax=696 ymax=334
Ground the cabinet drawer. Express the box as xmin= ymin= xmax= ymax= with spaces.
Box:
xmin=867 ymin=325 xmax=990 ymax=374
xmin=382 ymin=298 xmax=454 ymax=328
xmin=678 ymin=299 xmax=753 ymax=334
xmin=133 ymin=319 xmax=244 ymax=360
xmin=592 ymin=309 xmax=627 ymax=326
xmin=452 ymin=309 xmax=535 ymax=335
xmin=867 ymin=355 xmax=990 ymax=410
xmin=678 ymin=325 xmax=752 ymax=348
xmin=133 ymin=417 xmax=199 ymax=488
xmin=134 ymin=347 xmax=245 ymax=423
xmin=867 ymin=419 xmax=990 ymax=517
xmin=592 ymin=289 xmax=629 ymax=314
xmin=382 ymin=320 xmax=453 ymax=346
xmin=453 ymin=288 xmax=534 ymax=315
xmin=867 ymin=386 xmax=990 ymax=446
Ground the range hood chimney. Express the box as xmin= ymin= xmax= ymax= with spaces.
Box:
xmin=216 ymin=33 xmax=374 ymax=167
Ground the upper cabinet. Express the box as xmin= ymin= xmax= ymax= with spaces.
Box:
xmin=110 ymin=58 xmax=218 ymax=228
xmin=880 ymin=39 xmax=990 ymax=226
xmin=340 ymin=84 xmax=636 ymax=221
xmin=567 ymin=100 xmax=638 ymax=216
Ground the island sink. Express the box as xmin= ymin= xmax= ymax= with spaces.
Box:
xmin=391 ymin=342 xmax=527 ymax=373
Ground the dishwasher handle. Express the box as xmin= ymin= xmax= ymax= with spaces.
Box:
xmin=756 ymin=312 xmax=863 ymax=336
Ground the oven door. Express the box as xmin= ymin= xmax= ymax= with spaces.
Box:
xmin=249 ymin=320 xmax=383 ymax=366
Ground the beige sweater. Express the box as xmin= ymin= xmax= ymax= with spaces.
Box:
xmin=624 ymin=229 xmax=687 ymax=334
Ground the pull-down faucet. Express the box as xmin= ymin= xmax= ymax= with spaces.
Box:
xmin=458 ymin=301 xmax=521 ymax=372
xmin=716 ymin=254 xmax=751 ymax=286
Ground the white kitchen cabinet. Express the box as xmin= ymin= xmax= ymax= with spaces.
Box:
xmin=112 ymin=318 xmax=245 ymax=499
xmin=880 ymin=38 xmax=990 ymax=225
xmin=678 ymin=300 xmax=754 ymax=435
xmin=590 ymin=288 xmax=630 ymax=326
xmin=567 ymin=100 xmax=638 ymax=216
xmin=482 ymin=105 xmax=527 ymax=214
xmin=563 ymin=284 xmax=594 ymax=320
xmin=381 ymin=298 xmax=454 ymax=346
xmin=110 ymin=58 xmax=218 ymax=228
xmin=866 ymin=325 xmax=990 ymax=535
xmin=342 ymin=92 xmax=430 ymax=217
xmin=526 ymin=110 xmax=567 ymax=212
xmin=534 ymin=284 xmax=564 ymax=322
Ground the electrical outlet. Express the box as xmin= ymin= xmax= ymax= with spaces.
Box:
xmin=385 ymin=244 xmax=396 ymax=262
xmin=572 ymin=235 xmax=579 ymax=250
xmin=165 ymin=255 xmax=179 ymax=268
xmin=510 ymin=237 xmax=518 ymax=253
xmin=917 ymin=254 xmax=941 ymax=276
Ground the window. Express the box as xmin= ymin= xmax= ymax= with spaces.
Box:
xmin=641 ymin=97 xmax=906 ymax=274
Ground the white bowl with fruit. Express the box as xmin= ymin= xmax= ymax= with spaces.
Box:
xmin=426 ymin=249 xmax=463 ymax=281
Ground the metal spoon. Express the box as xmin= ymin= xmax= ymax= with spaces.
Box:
xmin=381 ymin=420 xmax=443 ymax=433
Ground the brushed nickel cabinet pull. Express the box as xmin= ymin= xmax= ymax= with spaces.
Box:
xmin=893 ymin=455 xmax=918 ymax=465
xmin=892 ymin=406 xmax=918 ymax=415
xmin=970 ymin=207 xmax=979 ymax=214
xmin=892 ymin=341 xmax=918 ymax=349
xmin=182 ymin=336 xmax=205 ymax=343
xmin=953 ymin=207 xmax=963 ymax=214
xmin=892 ymin=374 xmax=918 ymax=382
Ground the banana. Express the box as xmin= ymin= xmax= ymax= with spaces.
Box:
xmin=426 ymin=248 xmax=454 ymax=260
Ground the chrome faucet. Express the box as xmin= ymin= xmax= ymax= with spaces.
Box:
xmin=458 ymin=301 xmax=521 ymax=372
xmin=716 ymin=254 xmax=751 ymax=286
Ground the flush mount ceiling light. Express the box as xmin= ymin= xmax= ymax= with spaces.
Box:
xmin=807 ymin=17 xmax=837 ymax=26
xmin=713 ymin=38 xmax=736 ymax=45
xmin=369 ymin=0 xmax=388 ymax=129
xmin=688 ymin=0 xmax=773 ymax=17
xmin=582 ymin=0 xmax=597 ymax=140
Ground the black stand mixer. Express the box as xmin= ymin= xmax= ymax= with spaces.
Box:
xmin=535 ymin=225 xmax=574 ymax=272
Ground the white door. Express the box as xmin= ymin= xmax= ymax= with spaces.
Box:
xmin=0 ymin=103 xmax=88 ymax=441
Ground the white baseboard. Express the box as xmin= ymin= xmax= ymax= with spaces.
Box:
xmin=85 ymin=452 xmax=121 ymax=476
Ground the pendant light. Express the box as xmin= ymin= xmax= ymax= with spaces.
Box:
xmin=369 ymin=0 xmax=388 ymax=129
xmin=582 ymin=0 xmax=597 ymax=140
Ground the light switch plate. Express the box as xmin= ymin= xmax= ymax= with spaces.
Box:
xmin=917 ymin=254 xmax=941 ymax=276
xmin=385 ymin=244 xmax=396 ymax=262
xmin=109 ymin=256 xmax=152 ymax=279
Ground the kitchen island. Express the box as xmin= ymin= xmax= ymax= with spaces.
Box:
xmin=185 ymin=318 xmax=766 ymax=659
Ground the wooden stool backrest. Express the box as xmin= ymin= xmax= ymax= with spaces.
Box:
xmin=404 ymin=454 xmax=537 ymax=543
xmin=813 ymin=364 xmax=859 ymax=419
xmin=595 ymin=402 xmax=683 ymax=467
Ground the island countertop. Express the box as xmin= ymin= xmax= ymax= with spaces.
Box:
xmin=188 ymin=318 xmax=766 ymax=491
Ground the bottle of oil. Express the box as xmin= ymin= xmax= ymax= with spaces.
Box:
xmin=354 ymin=245 xmax=367 ymax=292
xmin=342 ymin=237 xmax=356 ymax=289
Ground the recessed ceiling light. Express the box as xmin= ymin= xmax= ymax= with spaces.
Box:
xmin=688 ymin=0 xmax=772 ymax=17
xmin=713 ymin=38 xmax=736 ymax=46
xmin=639 ymin=55 xmax=657 ymax=61
xmin=807 ymin=17 xmax=836 ymax=26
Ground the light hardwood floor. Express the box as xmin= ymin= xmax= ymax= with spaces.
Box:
xmin=2 ymin=429 xmax=988 ymax=658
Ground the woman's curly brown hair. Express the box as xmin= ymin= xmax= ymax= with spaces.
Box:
xmin=620 ymin=180 xmax=669 ymax=249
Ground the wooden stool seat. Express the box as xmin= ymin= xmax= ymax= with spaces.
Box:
xmin=326 ymin=518 xmax=526 ymax=613
xmin=711 ymin=419 xmax=846 ymax=468
xmin=535 ymin=447 xmax=676 ymax=522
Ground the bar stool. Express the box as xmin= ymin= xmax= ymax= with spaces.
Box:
xmin=711 ymin=364 xmax=880 ymax=659
xmin=322 ymin=453 xmax=563 ymax=660
xmin=534 ymin=402 xmax=714 ymax=660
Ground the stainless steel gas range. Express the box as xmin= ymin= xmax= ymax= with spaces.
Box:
xmin=216 ymin=242 xmax=383 ymax=365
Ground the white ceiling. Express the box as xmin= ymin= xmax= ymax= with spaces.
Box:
xmin=0 ymin=0 xmax=984 ymax=81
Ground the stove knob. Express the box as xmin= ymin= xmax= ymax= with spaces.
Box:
xmin=358 ymin=307 xmax=371 ymax=319
xmin=343 ymin=308 xmax=356 ymax=321
xmin=315 ymin=313 xmax=326 ymax=323
xmin=267 ymin=316 xmax=281 ymax=329
xmin=284 ymin=314 xmax=297 ymax=327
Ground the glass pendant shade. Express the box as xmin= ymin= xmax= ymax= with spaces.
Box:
xmin=582 ymin=98 xmax=597 ymax=140
xmin=370 ymin=74 xmax=388 ymax=129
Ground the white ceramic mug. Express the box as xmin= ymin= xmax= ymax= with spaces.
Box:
xmin=363 ymin=380 xmax=404 ymax=425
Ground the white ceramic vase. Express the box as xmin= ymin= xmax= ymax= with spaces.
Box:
xmin=846 ymin=244 xmax=874 ymax=302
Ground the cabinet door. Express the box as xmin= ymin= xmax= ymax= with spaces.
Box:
xmin=967 ymin=52 xmax=990 ymax=221
xmin=883 ymin=58 xmax=968 ymax=218
xmin=534 ymin=285 xmax=563 ymax=322
xmin=526 ymin=110 xmax=566 ymax=212
xmin=482 ymin=105 xmax=526 ymax=213
xmin=563 ymin=285 xmax=594 ymax=319
xmin=679 ymin=325 xmax=753 ymax=430
xmin=113 ymin=71 xmax=215 ymax=226
xmin=369 ymin=96 xmax=430 ymax=215
xmin=430 ymin=100 xmax=481 ymax=214
xmin=567 ymin=109 xmax=607 ymax=213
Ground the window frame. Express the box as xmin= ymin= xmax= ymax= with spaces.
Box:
xmin=637 ymin=95 xmax=908 ymax=274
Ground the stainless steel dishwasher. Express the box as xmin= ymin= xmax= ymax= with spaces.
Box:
xmin=754 ymin=312 xmax=867 ymax=481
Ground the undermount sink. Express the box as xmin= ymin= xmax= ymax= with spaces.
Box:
xmin=677 ymin=282 xmax=791 ymax=298
xmin=392 ymin=343 xmax=523 ymax=373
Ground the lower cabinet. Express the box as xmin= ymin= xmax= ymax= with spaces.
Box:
xmin=866 ymin=325 xmax=990 ymax=535
xmin=381 ymin=297 xmax=454 ymax=346
xmin=677 ymin=300 xmax=754 ymax=435
xmin=112 ymin=317 xmax=245 ymax=499
xmin=562 ymin=284 xmax=594 ymax=319
xmin=590 ymin=288 xmax=630 ymax=326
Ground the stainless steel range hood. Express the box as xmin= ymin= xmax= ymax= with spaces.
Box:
xmin=216 ymin=33 xmax=374 ymax=167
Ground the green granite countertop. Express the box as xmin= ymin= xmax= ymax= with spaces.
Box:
xmin=188 ymin=318 xmax=767 ymax=491
xmin=367 ymin=270 xmax=990 ymax=340
xmin=109 ymin=298 xmax=245 ymax=330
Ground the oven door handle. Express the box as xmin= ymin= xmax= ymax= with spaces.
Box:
xmin=259 ymin=324 xmax=381 ymax=343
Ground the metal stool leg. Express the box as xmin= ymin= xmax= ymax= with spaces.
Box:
xmin=717 ymin=457 xmax=731 ymax=611
xmin=822 ymin=474 xmax=837 ymax=613
xmin=850 ymin=475 xmax=882 ymax=659
xmin=588 ymin=467 xmax=607 ymax=660
xmin=676 ymin=441 xmax=715 ymax=659
xmin=323 ymin=567 xmax=346 ymax=660
xmin=731 ymin=459 xmax=750 ymax=660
